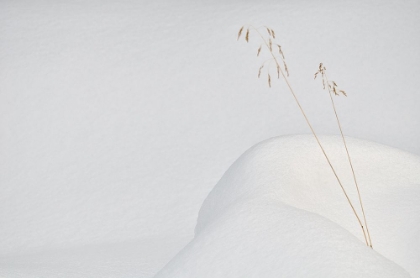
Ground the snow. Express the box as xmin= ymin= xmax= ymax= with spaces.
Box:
xmin=0 ymin=237 xmax=189 ymax=278
xmin=156 ymin=135 xmax=420 ymax=277
xmin=1 ymin=0 xmax=420 ymax=277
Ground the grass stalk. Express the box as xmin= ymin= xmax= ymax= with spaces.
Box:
xmin=318 ymin=68 xmax=373 ymax=248
xmin=238 ymin=25 xmax=370 ymax=247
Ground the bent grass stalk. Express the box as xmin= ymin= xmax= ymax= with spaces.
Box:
xmin=315 ymin=64 xmax=373 ymax=248
xmin=238 ymin=25 xmax=371 ymax=247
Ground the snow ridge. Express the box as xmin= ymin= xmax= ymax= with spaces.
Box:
xmin=156 ymin=135 xmax=420 ymax=277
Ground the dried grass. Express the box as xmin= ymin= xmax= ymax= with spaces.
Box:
xmin=237 ymin=25 xmax=373 ymax=248
xmin=315 ymin=63 xmax=372 ymax=248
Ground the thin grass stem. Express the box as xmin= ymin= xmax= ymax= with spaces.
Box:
xmin=323 ymin=71 xmax=373 ymax=248
xmin=241 ymin=25 xmax=370 ymax=246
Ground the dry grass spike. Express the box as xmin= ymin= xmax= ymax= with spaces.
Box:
xmin=315 ymin=63 xmax=347 ymax=97
xmin=277 ymin=45 xmax=285 ymax=59
xmin=258 ymin=65 xmax=264 ymax=78
xmin=284 ymin=61 xmax=289 ymax=77
xmin=237 ymin=26 xmax=244 ymax=41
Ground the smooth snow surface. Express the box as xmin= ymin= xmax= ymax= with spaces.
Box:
xmin=156 ymin=135 xmax=420 ymax=277
xmin=0 ymin=236 xmax=189 ymax=278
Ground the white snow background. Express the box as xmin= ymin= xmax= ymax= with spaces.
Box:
xmin=1 ymin=0 xmax=419 ymax=277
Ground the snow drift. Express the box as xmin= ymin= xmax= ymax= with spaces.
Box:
xmin=155 ymin=135 xmax=420 ymax=277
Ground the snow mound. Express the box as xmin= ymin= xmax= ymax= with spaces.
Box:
xmin=155 ymin=135 xmax=420 ymax=277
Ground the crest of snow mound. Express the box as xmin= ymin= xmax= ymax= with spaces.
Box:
xmin=155 ymin=135 xmax=420 ymax=277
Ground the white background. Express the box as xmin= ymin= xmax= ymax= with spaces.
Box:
xmin=1 ymin=0 xmax=419 ymax=261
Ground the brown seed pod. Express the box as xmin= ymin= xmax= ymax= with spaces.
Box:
xmin=277 ymin=44 xmax=285 ymax=59
xmin=258 ymin=65 xmax=264 ymax=78
xmin=271 ymin=29 xmax=276 ymax=39
xmin=237 ymin=26 xmax=244 ymax=41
